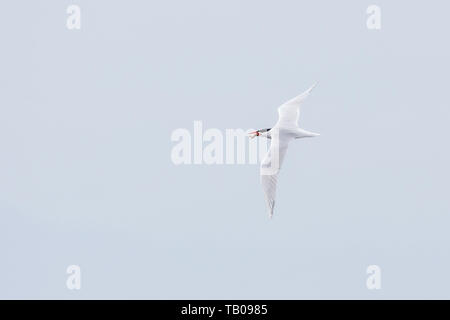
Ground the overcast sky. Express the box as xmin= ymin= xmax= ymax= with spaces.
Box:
xmin=1 ymin=0 xmax=450 ymax=299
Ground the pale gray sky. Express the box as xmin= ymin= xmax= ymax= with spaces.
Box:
xmin=1 ymin=0 xmax=450 ymax=299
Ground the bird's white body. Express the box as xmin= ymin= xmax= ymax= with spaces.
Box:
xmin=250 ymin=84 xmax=319 ymax=218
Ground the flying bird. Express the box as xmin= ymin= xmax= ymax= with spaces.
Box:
xmin=248 ymin=84 xmax=320 ymax=218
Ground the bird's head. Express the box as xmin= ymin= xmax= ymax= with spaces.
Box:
xmin=247 ymin=128 xmax=271 ymax=139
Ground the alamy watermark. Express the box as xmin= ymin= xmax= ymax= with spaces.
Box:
xmin=67 ymin=5 xmax=81 ymax=30
xmin=366 ymin=5 xmax=381 ymax=30
xmin=170 ymin=121 xmax=280 ymax=175
xmin=66 ymin=265 xmax=81 ymax=290
xmin=366 ymin=265 xmax=381 ymax=290
xmin=171 ymin=121 xmax=269 ymax=166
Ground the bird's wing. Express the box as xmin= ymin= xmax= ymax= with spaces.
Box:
xmin=276 ymin=83 xmax=317 ymax=128
xmin=260 ymin=135 xmax=290 ymax=218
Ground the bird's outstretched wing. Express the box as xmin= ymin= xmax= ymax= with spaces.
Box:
xmin=276 ymin=83 xmax=317 ymax=128
xmin=260 ymin=135 xmax=291 ymax=218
